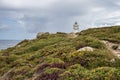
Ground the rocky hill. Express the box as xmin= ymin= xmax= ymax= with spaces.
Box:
xmin=0 ymin=26 xmax=120 ymax=80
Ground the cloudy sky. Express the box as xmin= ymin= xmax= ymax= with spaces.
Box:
xmin=0 ymin=0 xmax=120 ymax=40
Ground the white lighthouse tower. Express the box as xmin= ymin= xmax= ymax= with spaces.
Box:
xmin=73 ymin=22 xmax=79 ymax=33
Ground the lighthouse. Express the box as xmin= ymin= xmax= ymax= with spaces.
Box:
xmin=73 ymin=22 xmax=79 ymax=33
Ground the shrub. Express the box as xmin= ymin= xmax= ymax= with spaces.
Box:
xmin=60 ymin=64 xmax=88 ymax=80
xmin=14 ymin=75 xmax=25 ymax=80
xmin=87 ymin=67 xmax=120 ymax=80
xmin=36 ymin=63 xmax=50 ymax=74
xmin=36 ymin=68 xmax=62 ymax=80
xmin=50 ymin=63 xmax=66 ymax=69
xmin=40 ymin=57 xmax=64 ymax=64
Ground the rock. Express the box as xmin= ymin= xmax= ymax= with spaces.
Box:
xmin=117 ymin=46 xmax=120 ymax=50
xmin=1 ymin=68 xmax=15 ymax=80
xmin=77 ymin=46 xmax=94 ymax=52
xmin=118 ymin=55 xmax=120 ymax=57
xmin=36 ymin=32 xmax=49 ymax=38
xmin=17 ymin=45 xmax=21 ymax=47
xmin=36 ymin=32 xmax=45 ymax=38
xmin=110 ymin=58 xmax=115 ymax=63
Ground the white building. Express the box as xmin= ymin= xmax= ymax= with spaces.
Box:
xmin=73 ymin=22 xmax=79 ymax=33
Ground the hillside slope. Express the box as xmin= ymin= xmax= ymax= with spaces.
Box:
xmin=79 ymin=26 xmax=120 ymax=43
xmin=0 ymin=26 xmax=120 ymax=80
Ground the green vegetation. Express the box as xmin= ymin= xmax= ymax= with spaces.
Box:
xmin=0 ymin=26 xmax=120 ymax=80
xmin=79 ymin=26 xmax=120 ymax=43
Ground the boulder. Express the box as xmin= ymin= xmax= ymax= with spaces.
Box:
xmin=36 ymin=32 xmax=45 ymax=38
xmin=77 ymin=46 xmax=94 ymax=52
xmin=117 ymin=46 xmax=120 ymax=50
xmin=36 ymin=32 xmax=49 ymax=38
xmin=110 ymin=58 xmax=115 ymax=63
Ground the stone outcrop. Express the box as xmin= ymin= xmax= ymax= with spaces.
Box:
xmin=36 ymin=32 xmax=45 ymax=38
xmin=118 ymin=46 xmax=120 ymax=50
xmin=101 ymin=40 xmax=120 ymax=59
xmin=77 ymin=46 xmax=94 ymax=52
xmin=0 ymin=68 xmax=15 ymax=80
xmin=36 ymin=32 xmax=49 ymax=38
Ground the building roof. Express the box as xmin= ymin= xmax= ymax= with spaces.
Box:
xmin=75 ymin=22 xmax=78 ymax=24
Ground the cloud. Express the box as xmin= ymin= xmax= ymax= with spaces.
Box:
xmin=0 ymin=0 xmax=120 ymax=39
xmin=0 ymin=24 xmax=13 ymax=33
xmin=0 ymin=24 xmax=9 ymax=30
xmin=0 ymin=0 xmax=58 ymax=10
